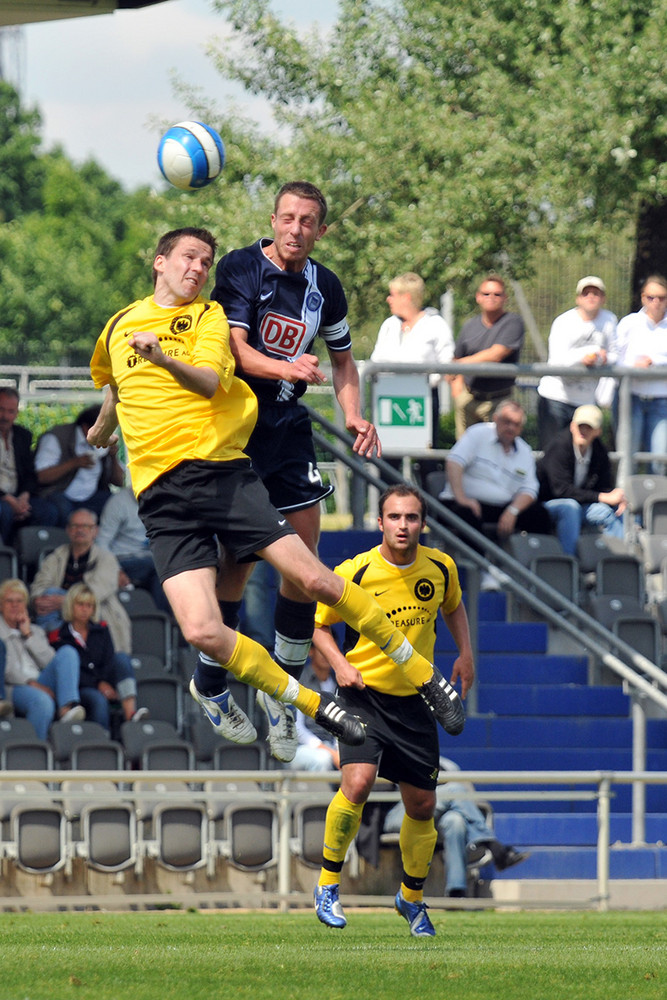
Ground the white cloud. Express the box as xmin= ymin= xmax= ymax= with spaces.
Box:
xmin=22 ymin=0 xmax=337 ymax=189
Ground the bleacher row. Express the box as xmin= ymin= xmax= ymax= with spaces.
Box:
xmin=429 ymin=471 xmax=667 ymax=667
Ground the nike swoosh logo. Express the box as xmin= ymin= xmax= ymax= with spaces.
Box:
xmin=260 ymin=291 xmax=272 ymax=301
xmin=264 ymin=703 xmax=281 ymax=726
xmin=278 ymin=519 xmax=286 ymax=526
xmin=374 ymin=589 xmax=389 ymax=596
xmin=202 ymin=703 xmax=222 ymax=725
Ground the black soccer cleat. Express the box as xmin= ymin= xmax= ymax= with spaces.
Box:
xmin=418 ymin=667 xmax=465 ymax=735
xmin=314 ymin=691 xmax=366 ymax=746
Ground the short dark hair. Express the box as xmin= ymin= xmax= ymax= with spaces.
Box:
xmin=0 ymin=387 xmax=19 ymax=403
xmin=378 ymin=483 xmax=426 ymax=522
xmin=152 ymin=227 xmax=217 ymax=285
xmin=76 ymin=405 xmax=101 ymax=428
xmin=274 ymin=182 xmax=328 ymax=226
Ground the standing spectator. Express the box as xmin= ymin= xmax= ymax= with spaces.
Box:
xmin=50 ymin=583 xmax=146 ymax=731
xmin=96 ymin=485 xmax=169 ymax=611
xmin=311 ymin=484 xmax=471 ymax=935
xmin=211 ymin=181 xmax=380 ymax=761
xmin=538 ymin=405 xmax=626 ymax=555
xmin=0 ymin=578 xmax=83 ymax=739
xmin=33 ymin=404 xmax=125 ymax=525
xmin=371 ymin=272 xmax=454 ymax=479
xmin=384 ymin=757 xmax=529 ymax=898
xmin=536 ymin=276 xmax=617 ymax=449
xmin=289 ymin=645 xmax=340 ymax=773
xmin=613 ymin=275 xmax=667 ymax=473
xmin=0 ymin=387 xmax=58 ymax=543
xmin=448 ymin=275 xmax=525 ymax=439
xmin=30 ymin=508 xmax=131 ymax=653
xmin=439 ymin=400 xmax=551 ymax=587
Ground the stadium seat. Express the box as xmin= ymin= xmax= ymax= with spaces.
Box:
xmin=135 ymin=675 xmax=184 ymax=733
xmin=49 ymin=719 xmax=111 ymax=767
xmin=14 ymin=524 xmax=67 ymax=583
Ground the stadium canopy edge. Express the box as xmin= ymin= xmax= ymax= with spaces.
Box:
xmin=0 ymin=0 xmax=167 ymax=28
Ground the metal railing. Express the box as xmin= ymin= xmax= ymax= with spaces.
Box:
xmin=3 ymin=768 xmax=665 ymax=913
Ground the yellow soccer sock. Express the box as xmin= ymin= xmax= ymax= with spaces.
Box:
xmin=222 ymin=633 xmax=319 ymax=716
xmin=399 ymin=814 xmax=438 ymax=902
xmin=318 ymin=789 xmax=364 ymax=885
xmin=333 ymin=578 xmax=433 ymax=687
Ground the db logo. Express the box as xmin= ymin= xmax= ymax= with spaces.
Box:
xmin=260 ymin=312 xmax=307 ymax=358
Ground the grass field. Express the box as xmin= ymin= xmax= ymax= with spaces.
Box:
xmin=0 ymin=909 xmax=664 ymax=1000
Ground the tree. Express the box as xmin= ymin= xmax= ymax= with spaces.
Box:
xmin=0 ymin=81 xmax=45 ymax=222
xmin=0 ymin=151 xmax=164 ymax=365
xmin=199 ymin=0 xmax=667 ymax=329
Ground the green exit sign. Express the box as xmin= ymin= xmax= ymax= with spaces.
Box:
xmin=377 ymin=396 xmax=426 ymax=427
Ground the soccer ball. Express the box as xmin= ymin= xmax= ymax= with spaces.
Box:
xmin=157 ymin=121 xmax=225 ymax=191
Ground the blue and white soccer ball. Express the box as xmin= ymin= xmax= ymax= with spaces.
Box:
xmin=157 ymin=121 xmax=225 ymax=191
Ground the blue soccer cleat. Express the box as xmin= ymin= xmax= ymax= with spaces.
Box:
xmin=394 ymin=889 xmax=436 ymax=937
xmin=314 ymin=883 xmax=347 ymax=929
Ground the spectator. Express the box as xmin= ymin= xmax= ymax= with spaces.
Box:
xmin=536 ymin=276 xmax=617 ymax=449
xmin=0 ymin=386 xmax=58 ymax=543
xmin=50 ymin=583 xmax=146 ymax=732
xmin=0 ymin=578 xmax=84 ymax=739
xmin=29 ymin=508 xmax=131 ymax=653
xmin=613 ymin=274 xmax=667 ymax=474
xmin=538 ymin=405 xmax=626 ymax=555
xmin=34 ymin=404 xmax=125 ymax=525
xmin=289 ymin=645 xmax=340 ymax=773
xmin=448 ymin=275 xmax=524 ymax=439
xmin=371 ymin=272 xmax=454 ymax=480
xmin=96 ymin=485 xmax=169 ymax=612
xmin=439 ymin=400 xmax=552 ymax=587
xmin=384 ymin=757 xmax=529 ymax=898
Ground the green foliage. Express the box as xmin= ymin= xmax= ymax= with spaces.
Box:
xmin=0 ymin=81 xmax=44 ymax=222
xmin=202 ymin=0 xmax=667 ymax=330
xmin=0 ymin=910 xmax=664 ymax=1000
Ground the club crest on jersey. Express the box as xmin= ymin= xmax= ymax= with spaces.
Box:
xmin=306 ymin=292 xmax=322 ymax=311
xmin=171 ymin=315 xmax=192 ymax=335
xmin=260 ymin=312 xmax=308 ymax=358
xmin=414 ymin=578 xmax=435 ymax=602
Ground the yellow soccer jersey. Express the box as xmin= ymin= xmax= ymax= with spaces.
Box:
xmin=90 ymin=295 xmax=258 ymax=496
xmin=316 ymin=544 xmax=462 ymax=696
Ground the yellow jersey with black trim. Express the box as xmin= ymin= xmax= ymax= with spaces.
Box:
xmin=315 ymin=544 xmax=462 ymax=696
xmin=90 ymin=295 xmax=258 ymax=496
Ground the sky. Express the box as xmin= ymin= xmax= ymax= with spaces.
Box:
xmin=20 ymin=0 xmax=339 ymax=190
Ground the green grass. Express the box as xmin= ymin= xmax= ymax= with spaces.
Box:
xmin=0 ymin=909 xmax=664 ymax=1000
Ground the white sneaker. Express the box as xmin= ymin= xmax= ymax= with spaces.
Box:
xmin=256 ymin=690 xmax=297 ymax=763
xmin=60 ymin=704 xmax=86 ymax=724
xmin=189 ymin=678 xmax=257 ymax=743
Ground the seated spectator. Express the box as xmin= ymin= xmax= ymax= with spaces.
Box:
xmin=0 ymin=386 xmax=59 ymax=543
xmin=538 ymin=405 xmax=626 ymax=555
xmin=289 ymin=646 xmax=340 ymax=773
xmin=536 ymin=276 xmax=616 ymax=449
xmin=34 ymin=404 xmax=124 ymax=525
xmin=439 ymin=400 xmax=551 ymax=587
xmin=383 ymin=757 xmax=529 ymax=898
xmin=96 ymin=485 xmax=169 ymax=611
xmin=30 ymin=508 xmax=131 ymax=653
xmin=0 ymin=578 xmax=84 ymax=739
xmin=50 ymin=583 xmax=146 ymax=732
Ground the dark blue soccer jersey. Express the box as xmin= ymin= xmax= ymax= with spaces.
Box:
xmin=212 ymin=238 xmax=351 ymax=404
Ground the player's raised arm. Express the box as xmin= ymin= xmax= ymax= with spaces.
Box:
xmin=128 ymin=332 xmax=219 ymax=398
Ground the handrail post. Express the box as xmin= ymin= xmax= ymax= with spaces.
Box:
xmin=632 ymin=694 xmax=647 ymax=844
xmin=597 ymin=775 xmax=611 ymax=913
xmin=277 ymin=776 xmax=292 ymax=913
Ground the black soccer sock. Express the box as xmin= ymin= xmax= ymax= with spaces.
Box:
xmin=273 ymin=593 xmax=316 ymax=680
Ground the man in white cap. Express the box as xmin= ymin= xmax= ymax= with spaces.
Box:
xmin=536 ymin=276 xmax=617 ymax=449
xmin=537 ymin=404 xmax=626 ymax=555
